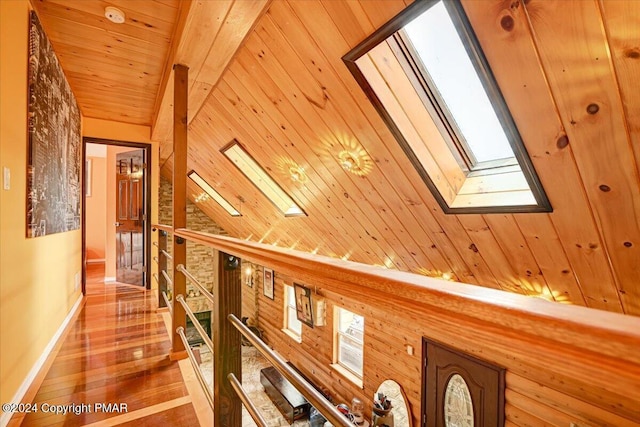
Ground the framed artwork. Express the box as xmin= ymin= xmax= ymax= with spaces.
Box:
xmin=263 ymin=268 xmax=274 ymax=300
xmin=294 ymin=283 xmax=314 ymax=328
xmin=27 ymin=11 xmax=81 ymax=237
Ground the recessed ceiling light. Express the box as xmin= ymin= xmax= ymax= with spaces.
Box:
xmin=105 ymin=6 xmax=125 ymax=24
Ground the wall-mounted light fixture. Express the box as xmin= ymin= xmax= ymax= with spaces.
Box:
xmin=245 ymin=265 xmax=254 ymax=287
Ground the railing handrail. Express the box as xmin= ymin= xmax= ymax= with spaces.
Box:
xmin=153 ymin=224 xmax=173 ymax=234
xmin=161 ymin=249 xmax=173 ymax=260
xmin=228 ymin=314 xmax=352 ymax=427
xmin=162 ymin=291 xmax=173 ymax=315
xmin=228 ymin=373 xmax=268 ymax=427
xmin=171 ymin=228 xmax=640 ymax=363
xmin=161 ymin=270 xmax=173 ymax=286
xmin=176 ymin=294 xmax=213 ymax=354
xmin=176 ymin=326 xmax=213 ymax=409
xmin=176 ymin=264 xmax=214 ymax=305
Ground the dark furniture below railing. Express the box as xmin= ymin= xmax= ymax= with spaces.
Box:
xmin=260 ymin=366 xmax=310 ymax=423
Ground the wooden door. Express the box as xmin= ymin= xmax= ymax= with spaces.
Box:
xmin=422 ymin=338 xmax=505 ymax=427
xmin=115 ymin=149 xmax=145 ymax=286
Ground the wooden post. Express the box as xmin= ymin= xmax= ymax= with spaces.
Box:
xmin=213 ymin=251 xmax=242 ymax=427
xmin=158 ymin=230 xmax=167 ymax=308
xmin=171 ymin=64 xmax=189 ymax=360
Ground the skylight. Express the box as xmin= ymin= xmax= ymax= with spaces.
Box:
xmin=342 ymin=0 xmax=551 ymax=214
xmin=403 ymin=1 xmax=515 ymax=165
xmin=221 ymin=141 xmax=305 ymax=217
xmin=187 ymin=170 xmax=241 ymax=217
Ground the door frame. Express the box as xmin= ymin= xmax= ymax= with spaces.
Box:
xmin=82 ymin=136 xmax=153 ymax=294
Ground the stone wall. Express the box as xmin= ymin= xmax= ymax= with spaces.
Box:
xmin=159 ymin=177 xmax=257 ymax=320
xmin=159 ymin=177 xmax=225 ymax=311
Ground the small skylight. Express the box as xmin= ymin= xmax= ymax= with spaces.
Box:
xmin=404 ymin=2 xmax=515 ymax=165
xmin=221 ymin=141 xmax=305 ymax=217
xmin=187 ymin=170 xmax=241 ymax=217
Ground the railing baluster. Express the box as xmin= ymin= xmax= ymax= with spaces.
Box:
xmin=176 ymin=326 xmax=213 ymax=408
xmin=176 ymin=294 xmax=213 ymax=354
xmin=176 ymin=264 xmax=214 ymax=305
xmin=228 ymin=373 xmax=268 ymax=427
xmin=161 ymin=270 xmax=173 ymax=286
xmin=162 ymin=291 xmax=173 ymax=316
xmin=228 ymin=314 xmax=351 ymax=427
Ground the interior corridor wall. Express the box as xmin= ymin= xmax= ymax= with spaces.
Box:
xmin=85 ymin=151 xmax=106 ymax=262
xmin=0 ymin=0 xmax=82 ymax=416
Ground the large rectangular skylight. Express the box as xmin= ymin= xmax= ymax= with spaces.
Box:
xmin=342 ymin=0 xmax=552 ymax=214
xmin=221 ymin=141 xmax=305 ymax=217
xmin=187 ymin=170 xmax=241 ymax=217
xmin=403 ymin=1 xmax=515 ymax=166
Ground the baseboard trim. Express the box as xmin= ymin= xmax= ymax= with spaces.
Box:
xmin=86 ymin=258 xmax=105 ymax=264
xmin=0 ymin=294 xmax=83 ymax=427
xmin=104 ymin=276 xmax=116 ymax=283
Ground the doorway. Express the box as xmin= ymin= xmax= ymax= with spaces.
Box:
xmin=82 ymin=137 xmax=152 ymax=293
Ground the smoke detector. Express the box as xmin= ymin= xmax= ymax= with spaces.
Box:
xmin=105 ymin=6 xmax=125 ymax=24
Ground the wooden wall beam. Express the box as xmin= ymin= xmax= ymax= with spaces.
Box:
xmin=213 ymin=251 xmax=242 ymax=427
xmin=170 ymin=64 xmax=189 ymax=359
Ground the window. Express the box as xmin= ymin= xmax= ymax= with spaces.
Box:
xmin=188 ymin=170 xmax=241 ymax=216
xmin=221 ymin=140 xmax=306 ymax=217
xmin=283 ymin=285 xmax=302 ymax=341
xmin=333 ymin=307 xmax=364 ymax=382
xmin=343 ymin=0 xmax=551 ymax=214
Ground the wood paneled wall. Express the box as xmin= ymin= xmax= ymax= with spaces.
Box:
xmin=252 ymin=268 xmax=639 ymax=427
xmin=157 ymin=0 xmax=640 ymax=317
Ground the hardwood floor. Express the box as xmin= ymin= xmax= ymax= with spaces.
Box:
xmin=9 ymin=264 xmax=202 ymax=426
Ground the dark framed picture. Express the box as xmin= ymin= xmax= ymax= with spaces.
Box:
xmin=294 ymin=283 xmax=314 ymax=328
xmin=263 ymin=268 xmax=274 ymax=300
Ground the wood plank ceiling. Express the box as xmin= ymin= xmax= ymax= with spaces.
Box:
xmin=31 ymin=0 xmax=183 ymax=125
xmin=34 ymin=0 xmax=640 ymax=316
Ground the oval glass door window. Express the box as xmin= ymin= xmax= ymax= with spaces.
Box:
xmin=443 ymin=374 xmax=474 ymax=427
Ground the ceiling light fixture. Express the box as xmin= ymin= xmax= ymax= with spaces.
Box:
xmin=289 ymin=166 xmax=308 ymax=184
xmin=104 ymin=6 xmax=126 ymax=24
xmin=338 ymin=149 xmax=373 ymax=176
xmin=339 ymin=151 xmax=358 ymax=171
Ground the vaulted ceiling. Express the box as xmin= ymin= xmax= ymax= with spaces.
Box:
xmin=33 ymin=0 xmax=640 ymax=316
